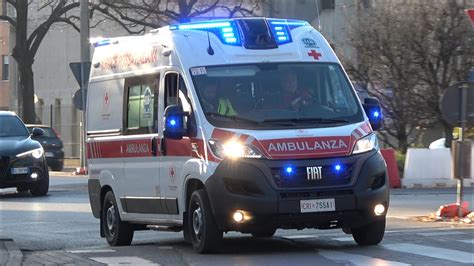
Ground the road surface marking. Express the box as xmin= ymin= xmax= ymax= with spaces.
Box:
xmin=282 ymin=235 xmax=318 ymax=239
xmin=382 ymin=243 xmax=473 ymax=263
xmin=458 ymin=239 xmax=474 ymax=244
xmin=91 ymin=256 xmax=159 ymax=265
xmin=0 ymin=202 xmax=91 ymax=213
xmin=318 ymin=250 xmax=410 ymax=266
xmin=331 ymin=237 xmax=354 ymax=242
xmin=417 ymin=231 xmax=466 ymax=236
xmin=68 ymin=249 xmax=116 ymax=254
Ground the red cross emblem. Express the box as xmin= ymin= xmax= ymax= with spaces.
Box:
xmin=308 ymin=49 xmax=322 ymax=60
xmin=104 ymin=92 xmax=109 ymax=105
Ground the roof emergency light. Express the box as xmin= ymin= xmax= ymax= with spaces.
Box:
xmin=170 ymin=20 xmax=242 ymax=46
xmin=268 ymin=19 xmax=303 ymax=45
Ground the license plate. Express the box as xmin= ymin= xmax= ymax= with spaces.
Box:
xmin=11 ymin=167 xmax=29 ymax=175
xmin=300 ymin=198 xmax=335 ymax=213
xmin=45 ymin=152 xmax=54 ymax=157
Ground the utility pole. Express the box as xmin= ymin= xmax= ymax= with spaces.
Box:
xmin=79 ymin=0 xmax=90 ymax=171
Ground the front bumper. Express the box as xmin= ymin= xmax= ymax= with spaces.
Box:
xmin=205 ymin=150 xmax=389 ymax=232
xmin=0 ymin=155 xmax=48 ymax=188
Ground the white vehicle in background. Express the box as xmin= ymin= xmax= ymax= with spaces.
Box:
xmin=429 ymin=138 xmax=447 ymax=149
xmin=86 ymin=17 xmax=388 ymax=253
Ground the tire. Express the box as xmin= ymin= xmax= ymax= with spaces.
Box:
xmin=183 ymin=211 xmax=192 ymax=244
xmin=251 ymin=228 xmax=277 ymax=238
xmin=102 ymin=191 xmax=134 ymax=246
xmin=188 ymin=189 xmax=223 ymax=253
xmin=351 ymin=218 xmax=386 ymax=246
xmin=30 ymin=170 xmax=49 ymax=196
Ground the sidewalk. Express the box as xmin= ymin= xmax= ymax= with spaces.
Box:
xmin=0 ymin=239 xmax=23 ymax=266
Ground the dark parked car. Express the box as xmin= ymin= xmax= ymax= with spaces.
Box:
xmin=26 ymin=124 xmax=64 ymax=171
xmin=0 ymin=111 xmax=49 ymax=196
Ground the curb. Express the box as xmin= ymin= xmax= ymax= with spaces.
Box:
xmin=0 ymin=239 xmax=23 ymax=266
xmin=401 ymin=178 xmax=474 ymax=188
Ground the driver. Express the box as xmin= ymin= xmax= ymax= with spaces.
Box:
xmin=279 ymin=71 xmax=313 ymax=110
xmin=201 ymin=81 xmax=237 ymax=116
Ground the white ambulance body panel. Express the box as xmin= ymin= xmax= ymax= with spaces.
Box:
xmin=86 ymin=18 xmax=388 ymax=252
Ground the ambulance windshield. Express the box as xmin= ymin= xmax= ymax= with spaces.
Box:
xmin=191 ymin=63 xmax=364 ymax=129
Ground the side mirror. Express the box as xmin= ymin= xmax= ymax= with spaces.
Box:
xmin=163 ymin=105 xmax=188 ymax=140
xmin=363 ymin=97 xmax=383 ymax=131
xmin=31 ymin=127 xmax=45 ymax=137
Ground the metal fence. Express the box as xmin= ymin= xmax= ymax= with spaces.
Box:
xmin=35 ymin=100 xmax=82 ymax=158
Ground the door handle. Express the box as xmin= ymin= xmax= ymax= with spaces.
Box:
xmin=151 ymin=136 xmax=158 ymax=157
xmin=160 ymin=138 xmax=167 ymax=156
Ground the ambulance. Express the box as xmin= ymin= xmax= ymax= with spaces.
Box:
xmin=86 ymin=17 xmax=388 ymax=253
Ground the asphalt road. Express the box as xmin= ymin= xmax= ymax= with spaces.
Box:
xmin=1 ymin=174 xmax=473 ymax=265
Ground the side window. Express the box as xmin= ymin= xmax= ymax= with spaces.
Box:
xmin=125 ymin=74 xmax=159 ymax=135
xmin=178 ymin=76 xmax=192 ymax=113
xmin=165 ymin=73 xmax=179 ymax=107
xmin=164 ymin=72 xmax=196 ymax=137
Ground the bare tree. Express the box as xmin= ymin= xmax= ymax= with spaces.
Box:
xmin=345 ymin=0 xmax=473 ymax=152
xmin=92 ymin=0 xmax=266 ymax=34
xmin=409 ymin=0 xmax=474 ymax=147
xmin=0 ymin=0 xmax=80 ymax=123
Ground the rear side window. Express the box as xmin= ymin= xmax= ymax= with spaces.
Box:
xmin=124 ymin=74 xmax=159 ymax=135
xmin=27 ymin=127 xmax=57 ymax=138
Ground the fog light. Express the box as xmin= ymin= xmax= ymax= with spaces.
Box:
xmin=31 ymin=173 xmax=38 ymax=179
xmin=233 ymin=211 xmax=245 ymax=223
xmin=374 ymin=204 xmax=385 ymax=216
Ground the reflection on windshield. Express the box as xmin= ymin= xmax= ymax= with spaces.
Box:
xmin=0 ymin=116 xmax=29 ymax=137
xmin=191 ymin=63 xmax=363 ymax=129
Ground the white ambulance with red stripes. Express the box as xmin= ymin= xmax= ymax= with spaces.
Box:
xmin=86 ymin=17 xmax=388 ymax=253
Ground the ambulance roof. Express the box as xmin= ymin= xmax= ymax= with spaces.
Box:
xmin=90 ymin=17 xmax=339 ymax=81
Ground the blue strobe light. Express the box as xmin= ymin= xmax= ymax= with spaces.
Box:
xmin=334 ymin=164 xmax=343 ymax=172
xmin=285 ymin=166 xmax=294 ymax=174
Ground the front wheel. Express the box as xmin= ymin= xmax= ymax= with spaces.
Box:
xmin=102 ymin=191 xmax=134 ymax=246
xmin=351 ymin=218 xmax=386 ymax=246
xmin=188 ymin=189 xmax=223 ymax=253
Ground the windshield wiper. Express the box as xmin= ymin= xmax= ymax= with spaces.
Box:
xmin=206 ymin=112 xmax=260 ymax=125
xmin=263 ymin=117 xmax=349 ymax=124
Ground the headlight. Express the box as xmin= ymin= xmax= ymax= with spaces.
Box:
xmin=352 ymin=133 xmax=378 ymax=154
xmin=208 ymin=139 xmax=263 ymax=159
xmin=16 ymin=147 xmax=44 ymax=159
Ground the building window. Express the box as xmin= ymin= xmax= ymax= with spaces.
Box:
xmin=2 ymin=55 xmax=8 ymax=80
xmin=321 ymin=0 xmax=335 ymax=10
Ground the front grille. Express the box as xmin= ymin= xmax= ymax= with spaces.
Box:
xmin=280 ymin=189 xmax=353 ymax=199
xmin=0 ymin=156 xmax=10 ymax=178
xmin=272 ymin=163 xmax=354 ymax=188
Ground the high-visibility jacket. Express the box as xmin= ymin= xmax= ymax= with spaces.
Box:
xmin=217 ymin=98 xmax=237 ymax=116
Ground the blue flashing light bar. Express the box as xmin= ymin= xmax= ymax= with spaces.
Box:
xmin=170 ymin=20 xmax=241 ymax=47
xmin=373 ymin=111 xmax=380 ymax=118
xmin=93 ymin=39 xmax=111 ymax=47
xmin=177 ymin=21 xmax=231 ymax=30
xmin=267 ymin=19 xmax=306 ymax=45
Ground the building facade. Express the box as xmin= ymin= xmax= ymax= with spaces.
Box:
xmin=0 ymin=0 xmax=10 ymax=110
